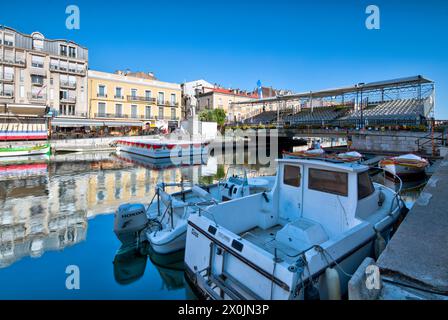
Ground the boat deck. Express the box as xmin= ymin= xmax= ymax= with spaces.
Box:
xmin=240 ymin=225 xmax=305 ymax=264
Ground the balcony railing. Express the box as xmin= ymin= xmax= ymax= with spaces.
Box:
xmin=60 ymin=81 xmax=77 ymax=89
xmin=50 ymin=64 xmax=86 ymax=75
xmin=0 ymin=58 xmax=25 ymax=67
xmin=157 ymin=100 xmax=179 ymax=107
xmin=127 ymin=95 xmax=156 ymax=103
xmin=94 ymin=113 xmax=131 ymax=119
xmin=28 ymin=93 xmax=46 ymax=101
xmin=0 ymin=91 xmax=14 ymax=98
xmin=60 ymin=96 xmax=77 ymax=103
xmin=97 ymin=93 xmax=107 ymax=98
xmin=154 ymin=116 xmax=180 ymax=121
xmin=114 ymin=95 xmax=125 ymax=99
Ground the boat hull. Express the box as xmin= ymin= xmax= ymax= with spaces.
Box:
xmin=147 ymin=229 xmax=187 ymax=255
xmin=115 ymin=140 xmax=208 ymax=159
xmin=0 ymin=145 xmax=50 ymax=158
xmin=381 ymin=163 xmax=426 ymax=180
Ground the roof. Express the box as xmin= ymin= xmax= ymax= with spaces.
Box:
xmin=199 ymin=87 xmax=259 ymax=99
xmin=0 ymin=25 xmax=88 ymax=50
xmin=276 ymin=158 xmax=368 ymax=173
xmin=232 ymin=75 xmax=434 ymax=105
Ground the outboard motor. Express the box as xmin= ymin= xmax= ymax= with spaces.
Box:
xmin=114 ymin=203 xmax=148 ymax=245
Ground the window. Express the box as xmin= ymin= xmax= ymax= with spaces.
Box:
xmin=145 ymin=106 xmax=151 ymax=119
xmin=4 ymin=67 xmax=14 ymax=81
xmin=68 ymin=47 xmax=76 ymax=58
xmin=131 ymin=89 xmax=137 ymax=98
xmin=60 ymin=90 xmax=68 ymax=100
xmin=15 ymin=51 xmax=25 ymax=64
xmin=4 ymin=33 xmax=14 ymax=46
xmin=3 ymin=84 xmax=14 ymax=96
xmin=131 ymin=105 xmax=138 ymax=118
xmin=145 ymin=90 xmax=152 ymax=100
xmin=60 ymin=61 xmax=68 ymax=71
xmin=31 ymin=55 xmax=44 ymax=68
xmin=358 ymin=172 xmax=375 ymax=200
xmin=68 ymin=62 xmax=76 ymax=72
xmin=20 ymin=70 xmax=24 ymax=82
xmin=308 ymin=168 xmax=348 ymax=196
xmin=20 ymin=85 xmax=25 ymax=98
xmin=170 ymin=93 xmax=176 ymax=106
xmin=31 ymin=75 xmax=44 ymax=85
xmin=32 ymin=33 xmax=44 ymax=50
xmin=50 ymin=59 xmax=59 ymax=70
xmin=158 ymin=106 xmax=164 ymax=119
xmin=158 ymin=92 xmax=164 ymax=105
xmin=98 ymin=102 xmax=106 ymax=116
xmin=60 ymin=45 xmax=67 ymax=56
xmin=115 ymin=87 xmax=122 ymax=98
xmin=68 ymin=75 xmax=76 ymax=87
xmin=283 ymin=165 xmax=301 ymax=187
xmin=76 ymin=63 xmax=84 ymax=74
xmin=98 ymin=85 xmax=106 ymax=97
xmin=50 ymin=88 xmax=54 ymax=100
xmin=4 ymin=49 xmax=14 ymax=63
xmin=171 ymin=107 xmax=176 ymax=120
xmin=115 ymin=104 xmax=122 ymax=117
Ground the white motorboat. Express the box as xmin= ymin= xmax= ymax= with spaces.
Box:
xmin=115 ymin=139 xmax=209 ymax=159
xmin=379 ymin=154 xmax=428 ymax=180
xmin=184 ymin=158 xmax=407 ymax=300
xmin=114 ymin=167 xmax=276 ymax=254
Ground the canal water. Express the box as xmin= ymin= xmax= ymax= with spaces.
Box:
xmin=0 ymin=150 xmax=425 ymax=299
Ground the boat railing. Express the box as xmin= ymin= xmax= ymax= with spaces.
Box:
xmin=370 ymin=166 xmax=404 ymax=216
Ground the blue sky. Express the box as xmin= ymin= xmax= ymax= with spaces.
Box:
xmin=1 ymin=0 xmax=447 ymax=118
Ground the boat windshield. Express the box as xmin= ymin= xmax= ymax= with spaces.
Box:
xmin=358 ymin=171 xmax=375 ymax=200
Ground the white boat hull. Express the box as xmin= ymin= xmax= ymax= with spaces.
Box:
xmin=0 ymin=146 xmax=50 ymax=158
xmin=382 ymin=163 xmax=426 ymax=177
xmin=147 ymin=229 xmax=187 ymax=255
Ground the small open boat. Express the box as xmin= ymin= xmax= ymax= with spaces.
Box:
xmin=114 ymin=167 xmax=275 ymax=254
xmin=379 ymin=154 xmax=428 ymax=180
xmin=184 ymin=157 xmax=407 ymax=300
xmin=284 ymin=149 xmax=363 ymax=163
xmin=0 ymin=143 xmax=51 ymax=158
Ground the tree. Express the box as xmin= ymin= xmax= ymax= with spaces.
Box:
xmin=199 ymin=109 xmax=227 ymax=129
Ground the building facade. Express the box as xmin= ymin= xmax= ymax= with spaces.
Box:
xmin=88 ymin=70 xmax=182 ymax=128
xmin=196 ymin=87 xmax=258 ymax=118
xmin=0 ymin=26 xmax=88 ymax=118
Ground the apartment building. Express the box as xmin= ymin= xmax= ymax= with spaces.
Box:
xmin=88 ymin=70 xmax=182 ymax=129
xmin=0 ymin=26 xmax=88 ymax=118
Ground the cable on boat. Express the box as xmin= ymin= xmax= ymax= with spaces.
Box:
xmin=314 ymin=245 xmax=353 ymax=278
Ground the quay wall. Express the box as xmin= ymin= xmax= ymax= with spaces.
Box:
xmin=351 ymin=131 xmax=441 ymax=153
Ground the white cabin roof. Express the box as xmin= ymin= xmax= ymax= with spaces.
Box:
xmin=276 ymin=158 xmax=368 ymax=173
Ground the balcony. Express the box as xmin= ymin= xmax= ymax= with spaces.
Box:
xmin=114 ymin=95 xmax=125 ymax=99
xmin=30 ymin=67 xmax=47 ymax=77
xmin=127 ymin=95 xmax=156 ymax=103
xmin=28 ymin=93 xmax=46 ymax=102
xmin=60 ymin=81 xmax=77 ymax=89
xmin=97 ymin=93 xmax=108 ymax=98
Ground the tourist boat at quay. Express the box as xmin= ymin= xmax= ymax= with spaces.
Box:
xmin=0 ymin=143 xmax=51 ymax=158
xmin=184 ymin=157 xmax=407 ymax=300
xmin=114 ymin=139 xmax=209 ymax=159
xmin=379 ymin=154 xmax=428 ymax=180
xmin=114 ymin=167 xmax=276 ymax=254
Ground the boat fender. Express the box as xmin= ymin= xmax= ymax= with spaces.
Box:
xmin=304 ymin=282 xmax=320 ymax=300
xmin=262 ymin=192 xmax=269 ymax=203
xmin=228 ymin=184 xmax=235 ymax=197
xmin=374 ymin=232 xmax=386 ymax=259
xmin=378 ymin=190 xmax=385 ymax=207
xmin=325 ymin=267 xmax=341 ymax=300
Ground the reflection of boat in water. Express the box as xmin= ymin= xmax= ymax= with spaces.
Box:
xmin=113 ymin=151 xmax=207 ymax=170
xmin=113 ymin=244 xmax=148 ymax=285
xmin=379 ymin=154 xmax=428 ymax=180
xmin=147 ymin=248 xmax=185 ymax=291
xmin=114 ymin=167 xmax=275 ymax=254
xmin=0 ymin=143 xmax=51 ymax=158
xmin=0 ymin=161 xmax=48 ymax=180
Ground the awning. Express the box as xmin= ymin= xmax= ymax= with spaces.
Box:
xmin=51 ymin=117 xmax=144 ymax=127
xmin=6 ymin=103 xmax=47 ymax=116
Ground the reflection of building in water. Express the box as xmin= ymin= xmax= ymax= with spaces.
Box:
xmin=0 ymin=154 xmax=220 ymax=268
